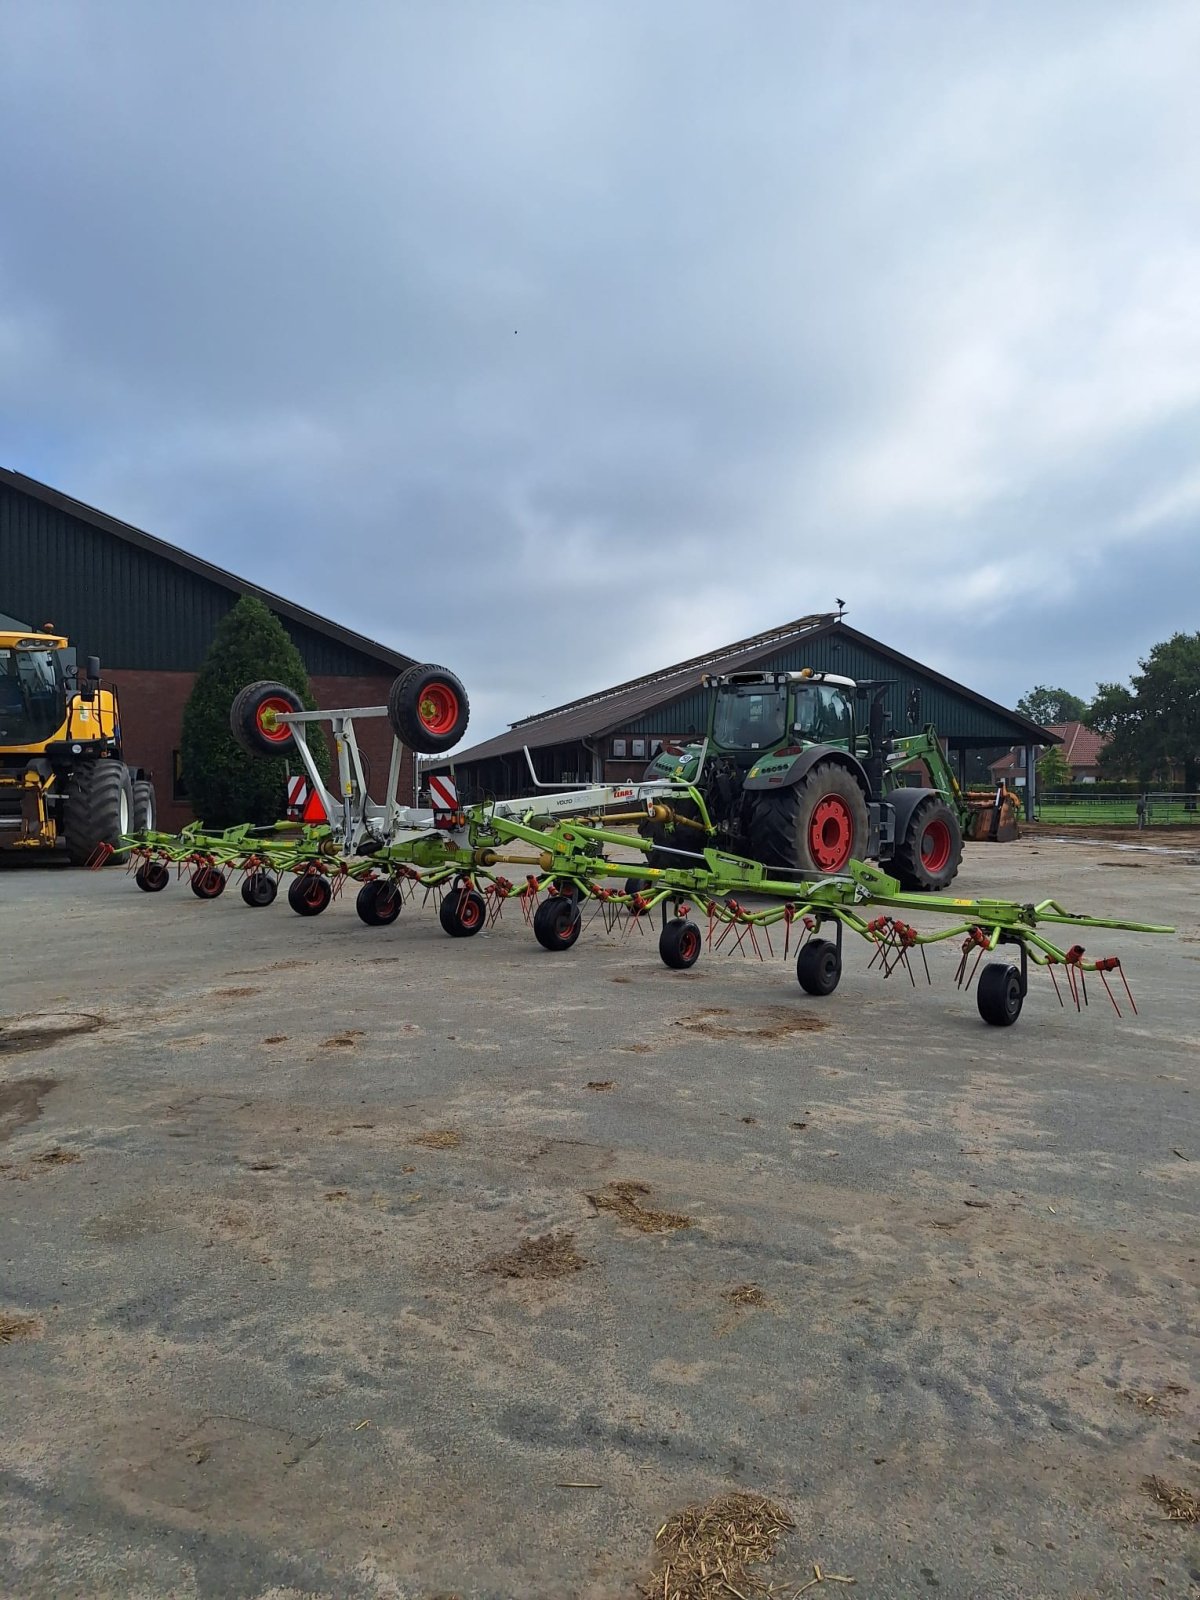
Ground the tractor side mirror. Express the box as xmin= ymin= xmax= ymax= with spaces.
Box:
xmin=87 ymin=655 xmax=101 ymax=682
xmin=906 ymin=687 xmax=921 ymax=727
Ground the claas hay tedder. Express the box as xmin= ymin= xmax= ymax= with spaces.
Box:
xmin=112 ymin=655 xmax=1172 ymax=1030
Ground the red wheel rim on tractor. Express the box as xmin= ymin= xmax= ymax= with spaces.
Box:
xmin=919 ymin=817 xmax=953 ymax=874
xmin=418 ymin=683 xmax=461 ymax=738
xmin=255 ymin=695 xmax=296 ymax=743
xmin=808 ymin=796 xmax=855 ymax=872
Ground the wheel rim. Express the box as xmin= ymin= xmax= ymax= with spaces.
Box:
xmin=459 ymin=893 xmax=482 ymax=930
xmin=255 ymin=695 xmax=296 ymax=743
xmin=680 ymin=926 xmax=701 ymax=962
xmin=556 ymin=904 xmax=578 ymax=941
xmin=919 ymin=817 xmax=953 ymax=874
xmin=809 ymin=796 xmax=854 ymax=872
xmin=302 ymin=877 xmax=326 ymax=905
xmin=118 ymin=786 xmax=130 ymax=833
xmin=417 ymin=683 xmax=460 ymax=737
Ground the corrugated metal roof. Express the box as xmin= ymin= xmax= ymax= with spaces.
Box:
xmin=426 ymin=618 xmax=1050 ymax=770
xmin=0 ymin=467 xmax=415 ymax=676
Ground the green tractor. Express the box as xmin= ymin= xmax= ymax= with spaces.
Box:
xmin=639 ymin=669 xmax=969 ymax=891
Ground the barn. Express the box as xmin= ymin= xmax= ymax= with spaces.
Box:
xmin=0 ymin=468 xmax=415 ymax=832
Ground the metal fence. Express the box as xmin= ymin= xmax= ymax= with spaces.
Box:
xmin=1035 ymin=790 xmax=1200 ymax=827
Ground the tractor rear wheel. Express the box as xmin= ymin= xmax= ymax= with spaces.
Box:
xmin=65 ymin=760 xmax=133 ymax=865
xmin=132 ymin=779 xmax=157 ymax=833
xmin=387 ymin=664 xmax=470 ymax=755
xmin=889 ymin=795 xmax=964 ymax=891
xmin=748 ymin=763 xmax=868 ymax=875
xmin=230 ymin=680 xmax=304 ymax=756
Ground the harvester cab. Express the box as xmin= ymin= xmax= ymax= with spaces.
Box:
xmin=0 ymin=627 xmax=155 ymax=862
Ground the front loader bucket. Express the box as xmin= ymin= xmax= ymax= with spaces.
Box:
xmin=964 ymin=788 xmax=1020 ymax=843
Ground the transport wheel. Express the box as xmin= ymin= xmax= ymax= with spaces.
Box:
xmin=288 ymin=874 xmax=332 ymax=916
xmin=132 ymin=779 xmax=157 ymax=833
xmin=533 ymin=895 xmax=582 ymax=951
xmin=977 ymin=961 xmax=1024 ymax=1026
xmin=357 ymin=879 xmax=402 ymax=926
xmin=190 ymin=865 xmax=226 ymax=899
xmin=624 ymin=876 xmax=651 ymax=898
xmin=889 ymin=795 xmax=964 ymax=891
xmin=241 ymin=871 xmax=278 ymax=907
xmin=748 ymin=763 xmax=869 ymax=875
xmin=65 ymin=759 xmax=133 ymax=865
xmin=659 ymin=917 xmax=703 ymax=970
xmin=135 ymin=860 xmax=170 ymax=893
xmin=387 ymin=664 xmax=470 ymax=755
xmin=796 ymin=937 xmax=841 ymax=996
xmin=439 ymin=885 xmax=487 ymax=938
xmin=230 ymin=680 xmax=304 ymax=756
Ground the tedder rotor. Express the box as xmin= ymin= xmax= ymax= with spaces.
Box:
xmin=117 ymin=666 xmax=1173 ymax=1029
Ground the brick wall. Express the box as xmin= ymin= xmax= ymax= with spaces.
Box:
xmin=111 ymin=668 xmax=413 ymax=834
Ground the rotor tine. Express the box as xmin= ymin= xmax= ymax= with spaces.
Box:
xmin=1098 ymin=967 xmax=1122 ymax=1018
xmin=967 ymin=945 xmax=985 ymax=990
xmin=1119 ymin=962 xmax=1138 ymax=1016
xmin=920 ymin=945 xmax=931 ymax=986
xmin=1047 ymin=963 xmax=1064 ymax=1008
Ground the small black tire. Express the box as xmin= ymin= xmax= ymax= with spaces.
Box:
xmin=65 ymin=759 xmax=133 ymax=865
xmin=796 ymin=937 xmax=841 ymax=996
xmin=387 ymin=664 xmax=470 ymax=755
xmin=190 ymin=866 xmax=227 ymax=899
xmin=439 ymin=885 xmax=487 ymax=937
xmin=288 ymin=874 xmax=333 ymax=916
xmin=132 ymin=779 xmax=157 ymax=833
xmin=889 ymin=794 xmax=964 ymax=892
xmin=977 ymin=962 xmax=1024 ymax=1026
xmin=135 ymin=860 xmax=170 ymax=893
xmin=230 ymin=680 xmax=304 ymax=757
xmin=357 ymin=879 xmax=402 ymax=926
xmin=241 ymin=872 xmax=278 ymax=907
xmin=659 ymin=918 xmax=703 ymax=970
xmin=532 ymin=895 xmax=582 ymax=951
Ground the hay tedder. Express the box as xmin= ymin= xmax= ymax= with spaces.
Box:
xmin=115 ymin=663 xmax=1171 ymax=1028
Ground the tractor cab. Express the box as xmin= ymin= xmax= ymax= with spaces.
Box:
xmin=0 ymin=632 xmax=75 ymax=754
xmin=707 ymin=670 xmax=859 ymax=762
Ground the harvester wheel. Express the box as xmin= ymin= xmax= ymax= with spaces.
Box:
xmin=357 ymin=879 xmax=402 ymax=926
xmin=659 ymin=917 xmax=702 ymax=970
xmin=387 ymin=664 xmax=470 ymax=755
xmin=65 ymin=759 xmax=133 ymax=866
xmin=889 ymin=795 xmax=964 ymax=892
xmin=749 ymin=763 xmax=868 ymax=875
xmin=230 ymin=680 xmax=304 ymax=756
xmin=977 ymin=962 xmax=1024 ymax=1026
xmin=439 ymin=885 xmax=487 ymax=937
xmin=241 ymin=872 xmax=278 ymax=907
xmin=287 ymin=874 xmax=332 ymax=916
xmin=135 ymin=860 xmax=170 ymax=893
xmin=190 ymin=866 xmax=226 ymax=899
xmin=532 ymin=896 xmax=582 ymax=951
xmin=796 ymin=937 xmax=841 ymax=996
xmin=132 ymin=779 xmax=157 ymax=832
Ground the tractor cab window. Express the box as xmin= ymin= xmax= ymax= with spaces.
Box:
xmin=0 ymin=648 xmax=67 ymax=744
xmin=713 ymin=684 xmax=787 ymax=749
xmin=792 ymin=684 xmax=853 ymax=744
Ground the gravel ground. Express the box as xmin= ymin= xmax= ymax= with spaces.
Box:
xmin=1 ymin=836 xmax=1198 ymax=1599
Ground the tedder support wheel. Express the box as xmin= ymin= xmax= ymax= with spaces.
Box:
xmin=387 ymin=664 xmax=470 ymax=755
xmin=241 ymin=872 xmax=278 ymax=908
xmin=132 ymin=779 xmax=157 ymax=833
xmin=659 ymin=917 xmax=702 ymax=969
xmin=439 ymin=885 xmax=487 ymax=937
xmin=748 ymin=762 xmax=869 ymax=875
xmin=532 ymin=896 xmax=582 ymax=951
xmin=65 ymin=759 xmax=133 ymax=866
xmin=796 ymin=937 xmax=842 ymax=996
xmin=977 ymin=961 xmax=1024 ymax=1026
xmin=890 ymin=795 xmax=964 ymax=892
xmin=135 ymin=860 xmax=170 ymax=893
xmin=190 ymin=866 xmax=227 ymax=899
xmin=288 ymin=874 xmax=333 ymax=916
xmin=357 ymin=879 xmax=402 ymax=926
xmin=230 ymin=680 xmax=304 ymax=756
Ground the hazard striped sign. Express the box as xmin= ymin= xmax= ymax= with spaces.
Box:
xmin=429 ymin=774 xmax=458 ymax=812
xmin=286 ymin=775 xmax=308 ymax=809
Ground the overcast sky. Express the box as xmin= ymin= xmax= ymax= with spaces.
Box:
xmin=2 ymin=1 xmax=1198 ymax=741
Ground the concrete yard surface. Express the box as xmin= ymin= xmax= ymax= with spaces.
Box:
xmin=1 ymin=837 xmax=1198 ymax=1598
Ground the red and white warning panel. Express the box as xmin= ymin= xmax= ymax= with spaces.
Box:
xmin=286 ymin=775 xmax=308 ymax=817
xmin=429 ymin=773 xmax=463 ymax=827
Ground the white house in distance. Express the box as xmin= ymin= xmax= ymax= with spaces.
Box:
xmin=990 ymin=721 xmax=1109 ymax=789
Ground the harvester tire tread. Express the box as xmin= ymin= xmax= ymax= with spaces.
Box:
xmin=65 ymin=759 xmax=133 ymax=866
xmin=388 ymin=664 xmax=470 ymax=755
xmin=889 ymin=794 xmax=964 ymax=892
xmin=749 ymin=763 xmax=868 ymax=875
xmin=230 ymin=680 xmax=304 ymax=757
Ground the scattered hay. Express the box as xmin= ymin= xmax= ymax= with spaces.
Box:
xmin=321 ymin=1030 xmax=363 ymax=1049
xmin=483 ymin=1231 xmax=587 ymax=1280
xmin=323 ymin=1189 xmax=349 ymax=1202
xmin=1125 ymin=1384 xmax=1189 ymax=1417
xmin=31 ymin=1148 xmax=80 ymax=1166
xmin=413 ymin=1129 xmax=461 ymax=1150
xmin=1143 ymin=1475 xmax=1199 ymax=1522
xmin=586 ymin=1080 xmax=615 ymax=1091
xmin=263 ymin=1035 xmax=287 ymax=1044
xmin=618 ymin=1043 xmax=653 ymax=1054
xmin=0 ymin=1312 xmax=42 ymax=1344
xmin=587 ymin=1179 xmax=691 ymax=1234
xmin=675 ymin=1007 xmax=827 ymax=1041
xmin=211 ymin=987 xmax=261 ymax=1000
xmin=639 ymin=1492 xmax=795 ymax=1599
xmin=723 ymin=1283 xmax=768 ymax=1309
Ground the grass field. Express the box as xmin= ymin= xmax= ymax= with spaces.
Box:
xmin=1035 ymin=795 xmax=1200 ymax=826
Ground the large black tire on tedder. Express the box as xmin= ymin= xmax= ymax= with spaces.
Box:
xmin=65 ymin=759 xmax=133 ymax=865
xmin=230 ymin=680 xmax=304 ymax=756
xmin=748 ymin=762 xmax=869 ymax=876
xmin=387 ymin=665 xmax=470 ymax=755
xmin=889 ymin=793 xmax=964 ymax=892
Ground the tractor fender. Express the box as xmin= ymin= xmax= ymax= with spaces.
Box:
xmin=887 ymin=786 xmax=940 ymax=841
xmin=742 ymin=745 xmax=870 ymax=796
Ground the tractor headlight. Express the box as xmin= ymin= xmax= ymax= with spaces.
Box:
xmin=72 ymin=743 xmax=82 ymax=754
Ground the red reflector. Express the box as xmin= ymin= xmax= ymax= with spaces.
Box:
xmin=302 ymin=790 xmax=329 ymax=823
